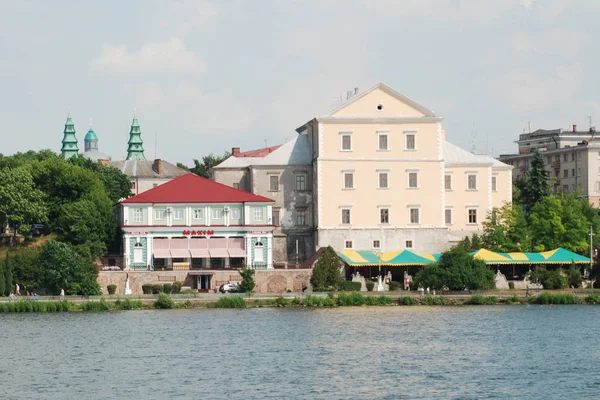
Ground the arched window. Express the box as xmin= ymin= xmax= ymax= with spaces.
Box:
xmin=254 ymin=241 xmax=264 ymax=263
xmin=133 ymin=242 xmax=143 ymax=264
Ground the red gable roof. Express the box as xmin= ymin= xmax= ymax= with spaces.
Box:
xmin=237 ymin=145 xmax=282 ymax=158
xmin=121 ymin=173 xmax=274 ymax=204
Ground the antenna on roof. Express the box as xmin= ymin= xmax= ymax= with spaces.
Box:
xmin=528 ymin=121 xmax=531 ymax=133
xmin=590 ymin=116 xmax=593 ymax=131
xmin=155 ymin=132 xmax=157 ymax=160
xmin=264 ymin=138 xmax=268 ymax=148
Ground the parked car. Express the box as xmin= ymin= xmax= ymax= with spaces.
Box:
xmin=219 ymin=283 xmax=241 ymax=293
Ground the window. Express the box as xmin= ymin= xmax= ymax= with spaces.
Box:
xmin=555 ymin=155 xmax=560 ymax=162
xmin=173 ymin=209 xmax=183 ymax=220
xmin=253 ymin=207 xmax=264 ymax=221
xmin=295 ymin=175 xmax=306 ymax=191
xmin=563 ymin=169 xmax=568 ymax=178
xmin=468 ymin=209 xmax=478 ymax=224
xmin=193 ymin=209 xmax=204 ymax=220
xmin=231 ymin=209 xmax=240 ymax=219
xmin=578 ymin=168 xmax=581 ymax=176
xmin=254 ymin=241 xmax=264 ymax=263
xmin=344 ymin=172 xmax=354 ymax=189
xmin=378 ymin=172 xmax=389 ymax=189
xmin=467 ymin=174 xmax=477 ymax=190
xmin=563 ymin=185 xmax=569 ymax=193
xmin=445 ymin=175 xmax=452 ymax=190
xmin=133 ymin=242 xmax=143 ymax=263
xmin=564 ymin=154 xmax=568 ymax=162
xmin=272 ymin=208 xmax=280 ymax=226
xmin=571 ymin=153 xmax=575 ymax=161
xmin=445 ymin=209 xmax=452 ymax=225
xmin=233 ymin=183 xmax=239 ymax=189
xmin=572 ymin=168 xmax=575 ymax=177
xmin=380 ymin=208 xmax=389 ymax=224
xmin=378 ymin=133 xmax=388 ymax=150
xmin=409 ymin=208 xmax=419 ymax=224
xmin=345 ymin=240 xmax=353 ymax=249
xmin=212 ymin=208 xmax=223 ymax=219
xmin=296 ymin=209 xmax=306 ymax=226
xmin=341 ymin=134 xmax=352 ymax=151
xmin=405 ymin=134 xmax=415 ymax=150
xmin=409 ymin=172 xmax=418 ymax=188
xmin=154 ymin=209 xmax=164 ymax=220
xmin=373 ymin=240 xmax=381 ymax=249
xmin=492 ymin=176 xmax=497 ymax=192
xmin=341 ymin=209 xmax=351 ymax=225
xmin=405 ymin=240 xmax=413 ymax=249
xmin=269 ymin=175 xmax=279 ymax=192
xmin=133 ymin=208 xmax=143 ymax=223
xmin=132 ymin=181 xmax=136 ymax=190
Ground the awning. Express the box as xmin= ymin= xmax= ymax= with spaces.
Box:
xmin=188 ymin=271 xmax=215 ymax=276
xmin=228 ymin=248 xmax=247 ymax=258
xmin=190 ymin=248 xmax=210 ymax=258
xmin=170 ymin=249 xmax=191 ymax=258
xmin=209 ymin=249 xmax=229 ymax=258
xmin=153 ymin=249 xmax=171 ymax=258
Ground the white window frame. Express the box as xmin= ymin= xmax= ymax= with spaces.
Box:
xmin=379 ymin=208 xmax=389 ymax=224
xmin=341 ymin=208 xmax=351 ymax=225
xmin=212 ymin=208 xmax=223 ymax=219
xmin=404 ymin=131 xmax=417 ymax=150
xmin=378 ymin=171 xmax=389 ymax=189
xmin=154 ymin=209 xmax=164 ymax=221
xmin=409 ymin=207 xmax=420 ymax=224
xmin=377 ymin=132 xmax=389 ymax=151
xmin=254 ymin=241 xmax=264 ymax=263
xmin=372 ymin=240 xmax=381 ymax=249
xmin=295 ymin=174 xmax=307 ymax=191
xmin=272 ymin=208 xmax=280 ymax=226
xmin=231 ymin=208 xmax=241 ymax=220
xmin=405 ymin=240 xmax=414 ymax=249
xmin=193 ymin=209 xmax=204 ymax=220
xmin=296 ymin=209 xmax=307 ymax=226
xmin=343 ymin=171 xmax=354 ymax=190
xmin=467 ymin=174 xmax=478 ymax=190
xmin=468 ymin=208 xmax=478 ymax=224
xmin=133 ymin=242 xmax=143 ymax=263
xmin=269 ymin=175 xmax=279 ymax=192
xmin=491 ymin=176 xmax=497 ymax=192
xmin=253 ymin=207 xmax=264 ymax=222
xmin=173 ymin=209 xmax=184 ymax=220
xmin=344 ymin=240 xmax=353 ymax=249
xmin=445 ymin=175 xmax=452 ymax=190
xmin=133 ymin=208 xmax=143 ymax=223
xmin=408 ymin=172 xmax=419 ymax=189
xmin=340 ymin=132 xmax=352 ymax=151
xmin=445 ymin=208 xmax=452 ymax=225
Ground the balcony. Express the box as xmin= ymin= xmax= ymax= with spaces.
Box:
xmin=551 ymin=161 xmax=560 ymax=169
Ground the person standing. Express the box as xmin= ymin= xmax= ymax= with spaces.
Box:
xmin=60 ymin=288 xmax=65 ymax=300
xmin=15 ymin=283 xmax=20 ymax=295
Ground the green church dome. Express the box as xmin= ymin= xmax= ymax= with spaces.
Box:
xmin=84 ymin=127 xmax=98 ymax=141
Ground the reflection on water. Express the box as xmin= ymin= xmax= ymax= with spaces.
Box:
xmin=1 ymin=306 xmax=599 ymax=399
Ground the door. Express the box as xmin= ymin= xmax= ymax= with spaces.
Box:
xmin=197 ymin=275 xmax=211 ymax=290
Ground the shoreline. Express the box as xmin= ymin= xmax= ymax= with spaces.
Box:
xmin=1 ymin=290 xmax=599 ymax=312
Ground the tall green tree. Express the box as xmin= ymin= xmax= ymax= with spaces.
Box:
xmin=515 ymin=149 xmax=550 ymax=212
xmin=69 ymin=155 xmax=132 ymax=202
xmin=4 ymin=254 xmax=13 ymax=295
xmin=482 ymin=202 xmax=531 ymax=252
xmin=0 ymin=167 xmax=47 ymax=241
xmin=178 ymin=152 xmax=231 ymax=178
xmin=239 ymin=264 xmax=256 ymax=293
xmin=310 ymin=246 xmax=343 ymax=291
xmin=0 ymin=261 xmax=5 ymax=296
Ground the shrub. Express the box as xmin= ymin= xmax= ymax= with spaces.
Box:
xmin=376 ymin=296 xmax=392 ymax=305
xmin=114 ymin=298 xmax=142 ymax=310
xmin=142 ymin=284 xmax=153 ymax=295
xmin=528 ymin=266 xmax=567 ymax=290
xmin=107 ymin=284 xmax=117 ymax=295
xmin=508 ymin=282 xmax=515 ymax=290
xmin=466 ymin=295 xmax=498 ymax=305
xmin=585 ymin=294 xmax=600 ymax=304
xmin=80 ymin=299 xmax=110 ymax=311
xmin=303 ymin=295 xmax=336 ymax=307
xmin=152 ymin=284 xmax=162 ymax=294
xmin=183 ymin=300 xmax=192 ymax=308
xmin=366 ymin=281 xmax=375 ymax=292
xmin=388 ymin=281 xmax=401 ymax=291
xmin=181 ymin=289 xmax=198 ymax=294
xmin=154 ymin=293 xmax=174 ymax=309
xmin=339 ymin=281 xmax=362 ymax=292
xmin=310 ymin=246 xmax=343 ymax=291
xmin=398 ymin=296 xmax=415 ymax=306
xmin=338 ymin=292 xmax=366 ymax=306
xmin=172 ymin=281 xmax=183 ymax=294
xmin=565 ymin=263 xmax=582 ymax=288
xmin=239 ymin=265 xmax=255 ymax=293
xmin=214 ymin=295 xmax=246 ymax=308
xmin=275 ymin=297 xmax=292 ymax=307
xmin=529 ymin=292 xmax=582 ymax=305
xmin=162 ymin=284 xmax=173 ymax=294
xmin=504 ymin=295 xmax=521 ymax=304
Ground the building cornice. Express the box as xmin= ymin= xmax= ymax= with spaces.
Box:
xmin=317 ymin=116 xmax=443 ymax=124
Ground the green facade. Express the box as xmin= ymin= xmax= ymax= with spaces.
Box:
xmin=61 ymin=115 xmax=79 ymax=159
xmin=129 ymin=237 xmax=148 ymax=270
xmin=250 ymin=237 xmax=268 ymax=268
xmin=126 ymin=116 xmax=146 ymax=160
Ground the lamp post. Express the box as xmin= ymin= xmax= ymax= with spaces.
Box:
xmin=376 ymin=251 xmax=384 ymax=291
xmin=588 ymin=225 xmax=594 ymax=280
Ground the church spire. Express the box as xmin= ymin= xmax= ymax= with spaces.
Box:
xmin=126 ymin=114 xmax=145 ymax=160
xmin=61 ymin=113 xmax=79 ymax=159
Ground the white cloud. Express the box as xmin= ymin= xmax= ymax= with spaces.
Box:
xmin=89 ymin=37 xmax=206 ymax=75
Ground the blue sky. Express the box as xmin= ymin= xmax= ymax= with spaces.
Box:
xmin=1 ymin=0 xmax=599 ymax=164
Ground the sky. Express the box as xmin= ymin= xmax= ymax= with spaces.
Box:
xmin=1 ymin=0 xmax=599 ymax=164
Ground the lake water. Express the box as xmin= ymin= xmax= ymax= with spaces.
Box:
xmin=1 ymin=306 xmax=599 ymax=399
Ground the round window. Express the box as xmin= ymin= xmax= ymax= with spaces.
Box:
xmin=377 ymin=104 xmax=383 ymax=111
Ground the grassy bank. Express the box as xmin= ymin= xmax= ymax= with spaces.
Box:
xmin=1 ymin=292 xmax=599 ymax=313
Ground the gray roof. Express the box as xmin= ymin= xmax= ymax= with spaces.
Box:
xmin=443 ymin=141 xmax=511 ymax=169
xmin=83 ymin=150 xmax=111 ymax=162
xmin=110 ymin=159 xmax=188 ymax=179
xmin=214 ymin=134 xmax=312 ymax=169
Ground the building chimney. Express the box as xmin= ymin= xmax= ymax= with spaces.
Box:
xmin=354 ymin=87 xmax=359 ymax=95
xmin=154 ymin=159 xmax=163 ymax=175
xmin=232 ymin=147 xmax=240 ymax=157
xmin=346 ymin=90 xmax=353 ymax=100
xmin=573 ymin=124 xmax=577 ymax=132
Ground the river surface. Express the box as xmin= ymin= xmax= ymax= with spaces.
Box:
xmin=1 ymin=306 xmax=599 ymax=399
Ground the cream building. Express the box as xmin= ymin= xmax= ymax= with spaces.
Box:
xmin=296 ymin=82 xmax=512 ymax=254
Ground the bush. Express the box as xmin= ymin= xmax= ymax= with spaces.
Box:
xmin=338 ymin=292 xmax=366 ymax=306
xmin=152 ymin=284 xmax=162 ymax=294
xmin=504 ymin=295 xmax=521 ymax=304
xmin=529 ymin=292 xmax=582 ymax=305
xmin=366 ymin=281 xmax=375 ymax=292
xmin=162 ymin=284 xmax=173 ymax=294
xmin=398 ymin=296 xmax=415 ymax=305
xmin=142 ymin=284 xmax=153 ymax=295
xmin=107 ymin=284 xmax=117 ymax=295
xmin=239 ymin=266 xmax=255 ymax=293
xmin=214 ymin=295 xmax=246 ymax=308
xmin=508 ymin=281 xmax=515 ymax=290
xmin=528 ymin=266 xmax=567 ymax=290
xmin=565 ymin=264 xmax=582 ymax=288
xmin=154 ymin=293 xmax=174 ymax=309
xmin=172 ymin=281 xmax=183 ymax=294
xmin=80 ymin=299 xmax=110 ymax=311
xmin=310 ymin=246 xmax=343 ymax=291
xmin=585 ymin=294 xmax=600 ymax=304
xmin=466 ymin=295 xmax=498 ymax=305
xmin=339 ymin=281 xmax=362 ymax=292
xmin=388 ymin=281 xmax=401 ymax=291
xmin=114 ymin=297 xmax=142 ymax=310
xmin=275 ymin=297 xmax=292 ymax=307
xmin=303 ymin=295 xmax=336 ymax=307
xmin=376 ymin=296 xmax=392 ymax=305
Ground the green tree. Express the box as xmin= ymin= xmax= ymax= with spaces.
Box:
xmin=528 ymin=266 xmax=567 ymax=290
xmin=414 ymin=247 xmax=495 ymax=291
xmin=4 ymin=254 xmax=14 ymax=295
xmin=566 ymin=263 xmax=583 ymax=288
xmin=310 ymin=246 xmax=343 ymax=291
xmin=0 ymin=260 xmax=5 ymax=296
xmin=239 ymin=264 xmax=256 ymax=293
xmin=179 ymin=152 xmax=231 ymax=178
xmin=482 ymin=202 xmax=531 ymax=252
xmin=7 ymin=247 xmax=41 ymax=290
xmin=69 ymin=155 xmax=132 ymax=202
xmin=38 ymin=240 xmax=100 ymax=296
xmin=0 ymin=167 xmax=47 ymax=243
xmin=516 ymin=149 xmax=550 ymax=213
